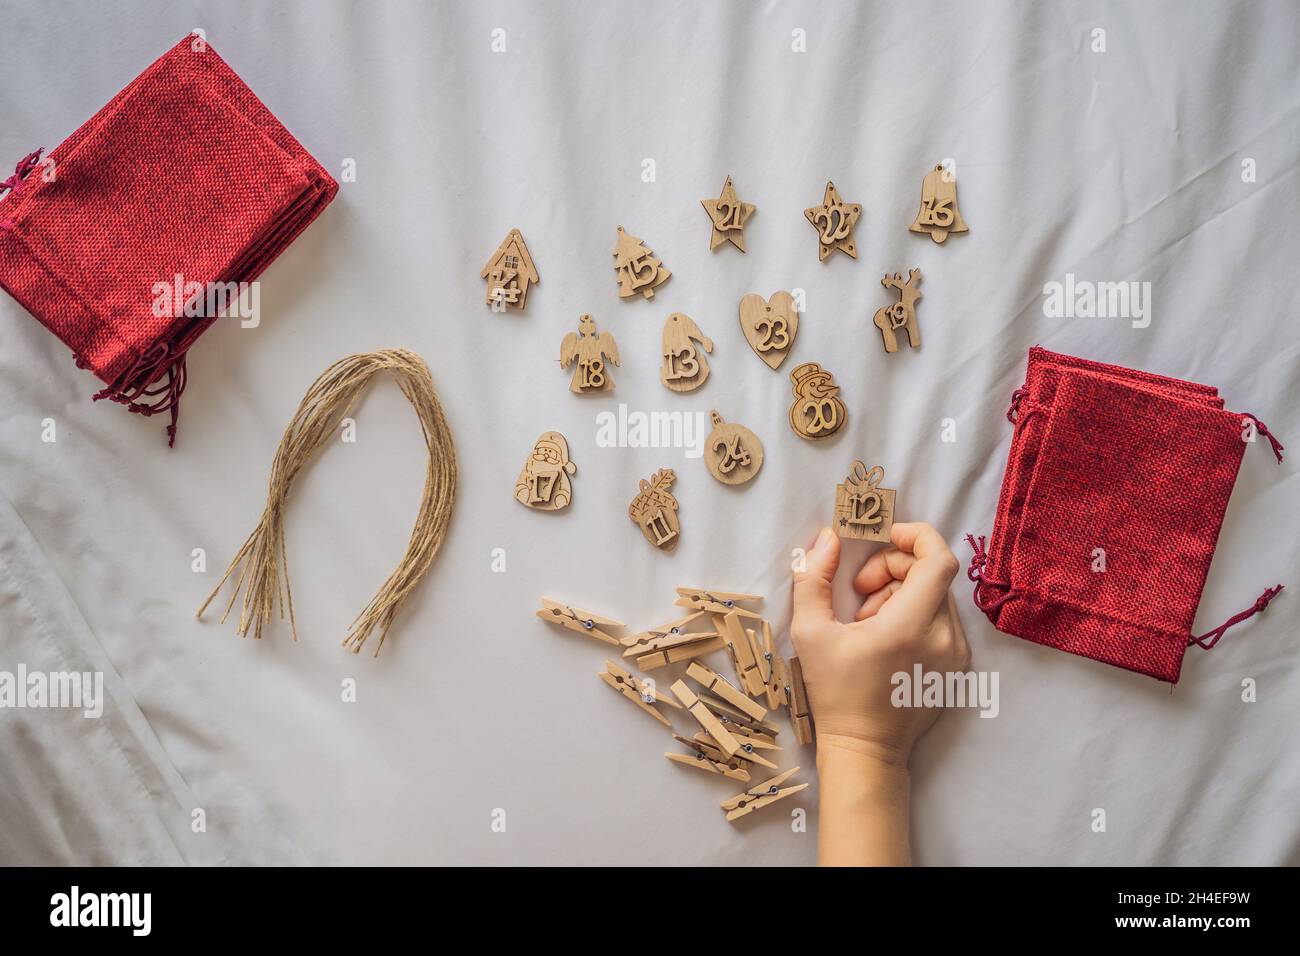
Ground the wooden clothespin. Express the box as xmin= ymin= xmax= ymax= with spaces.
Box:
xmin=694 ymin=690 xmax=782 ymax=740
xmin=716 ymin=611 xmax=768 ymax=698
xmin=694 ymin=732 xmax=777 ymax=770
xmin=686 ymin=660 xmax=768 ymax=722
xmin=788 ymin=656 xmax=815 ymax=745
xmin=536 ymin=598 xmax=624 ymax=645
xmin=675 ymin=586 xmax=763 ymax=619
xmin=665 ymin=735 xmax=751 ymax=782
xmin=671 ymin=680 xmax=741 ymax=757
xmin=621 ymin=612 xmax=724 ymax=671
xmin=721 ymin=767 xmax=809 ymax=822
xmin=599 ymin=660 xmax=682 ymax=727
xmin=762 ymin=625 xmax=790 ymax=711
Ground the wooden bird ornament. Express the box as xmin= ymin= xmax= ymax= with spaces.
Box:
xmin=804 ymin=181 xmax=862 ymax=261
xmin=629 ymin=468 xmax=680 ymax=551
xmin=660 ymin=313 xmax=713 ymax=392
xmin=873 ymin=269 xmax=922 ymax=353
xmin=700 ymin=175 xmax=755 ymax=252
xmin=909 ymin=163 xmax=968 ymax=243
xmin=560 ymin=314 xmax=620 ymax=393
xmin=613 ymin=226 xmax=671 ymax=300
xmin=514 ymin=431 xmax=576 ymax=511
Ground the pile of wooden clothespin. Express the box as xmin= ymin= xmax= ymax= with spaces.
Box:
xmin=538 ymin=588 xmax=814 ymax=823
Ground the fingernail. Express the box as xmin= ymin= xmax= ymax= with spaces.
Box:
xmin=813 ymin=527 xmax=835 ymax=553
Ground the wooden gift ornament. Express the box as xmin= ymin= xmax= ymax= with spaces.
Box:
xmin=515 ymin=431 xmax=576 ymax=511
xmin=613 ymin=225 xmax=671 ymax=300
xmin=834 ymin=462 xmax=896 ymax=542
xmin=700 ymin=175 xmax=756 ymax=252
xmin=660 ymin=313 xmax=712 ymax=392
xmin=629 ymin=468 xmax=680 ymax=550
xmin=909 ymin=163 xmax=968 ymax=244
xmin=560 ymin=314 xmax=620 ymax=393
xmin=738 ymin=291 xmax=798 ymax=370
xmin=536 ymin=598 xmax=624 ymax=645
xmin=804 ymin=181 xmax=862 ymax=261
xmin=703 ymin=411 xmax=763 ymax=485
xmin=788 ymin=362 xmax=847 ymax=440
xmin=481 ymin=228 xmax=539 ymax=310
xmin=873 ymin=269 xmax=922 ymax=353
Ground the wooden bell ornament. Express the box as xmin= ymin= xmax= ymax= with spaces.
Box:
xmin=660 ymin=313 xmax=712 ymax=392
xmin=703 ymin=411 xmax=763 ymax=486
xmin=738 ymin=291 xmax=798 ymax=370
xmin=804 ymin=181 xmax=862 ymax=261
xmin=788 ymin=362 xmax=847 ymax=440
xmin=701 ymin=175 xmax=756 ymax=252
xmin=909 ymin=163 xmax=968 ymax=244
xmin=629 ymin=468 xmax=680 ymax=550
xmin=481 ymin=228 xmax=539 ymax=311
xmin=873 ymin=269 xmax=922 ymax=353
xmin=613 ymin=225 xmax=671 ymax=300
xmin=834 ymin=461 xmax=896 ymax=542
xmin=560 ymin=314 xmax=620 ymax=393
xmin=515 ymin=431 xmax=576 ymax=511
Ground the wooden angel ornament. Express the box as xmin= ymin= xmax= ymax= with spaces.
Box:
xmin=738 ymin=291 xmax=798 ymax=370
xmin=909 ymin=163 xmax=968 ymax=243
xmin=873 ymin=269 xmax=922 ymax=353
xmin=560 ymin=314 xmax=620 ymax=393
xmin=481 ymin=228 xmax=538 ymax=311
xmin=834 ymin=462 xmax=896 ymax=542
xmin=660 ymin=313 xmax=713 ymax=392
xmin=700 ymin=175 xmax=755 ymax=252
xmin=788 ymin=362 xmax=847 ymax=440
xmin=629 ymin=468 xmax=680 ymax=551
xmin=613 ymin=226 xmax=671 ymax=300
xmin=703 ymin=411 xmax=763 ymax=486
xmin=515 ymin=431 xmax=576 ymax=511
xmin=804 ymin=181 xmax=862 ymax=261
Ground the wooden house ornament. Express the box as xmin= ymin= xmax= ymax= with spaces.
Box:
xmin=481 ymin=228 xmax=538 ymax=311
xmin=700 ymin=175 xmax=756 ymax=252
xmin=704 ymin=411 xmax=763 ymax=486
xmin=909 ymin=163 xmax=968 ymax=243
xmin=629 ymin=468 xmax=680 ymax=551
xmin=873 ymin=269 xmax=922 ymax=353
xmin=788 ymin=362 xmax=847 ymax=440
xmin=660 ymin=313 xmax=713 ymax=392
xmin=613 ymin=225 xmax=671 ymax=300
xmin=804 ymin=181 xmax=862 ymax=261
xmin=738 ymin=291 xmax=798 ymax=370
xmin=560 ymin=314 xmax=620 ymax=393
xmin=514 ymin=431 xmax=576 ymax=511
xmin=834 ymin=462 xmax=896 ymax=543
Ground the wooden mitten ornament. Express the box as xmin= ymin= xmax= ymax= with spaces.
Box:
xmin=613 ymin=225 xmax=671 ymax=300
xmin=701 ymin=175 xmax=755 ymax=252
xmin=660 ymin=313 xmax=713 ymax=392
xmin=834 ymin=462 xmax=896 ymax=542
xmin=738 ymin=291 xmax=798 ymax=370
xmin=629 ymin=468 xmax=680 ymax=550
xmin=804 ymin=181 xmax=862 ymax=261
xmin=788 ymin=362 xmax=847 ymax=440
xmin=481 ymin=228 xmax=538 ymax=311
xmin=873 ymin=269 xmax=922 ymax=352
xmin=560 ymin=314 xmax=620 ymax=393
xmin=515 ymin=431 xmax=576 ymax=511
xmin=909 ymin=163 xmax=968 ymax=244
xmin=704 ymin=411 xmax=763 ymax=485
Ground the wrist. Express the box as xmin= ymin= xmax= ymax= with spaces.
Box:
xmin=816 ymin=732 xmax=910 ymax=776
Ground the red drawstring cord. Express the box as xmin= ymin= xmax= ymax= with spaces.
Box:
xmin=0 ymin=148 xmax=43 ymax=197
xmin=965 ymin=534 xmax=1015 ymax=614
xmin=1189 ymin=585 xmax=1283 ymax=650
xmin=1242 ymin=414 xmax=1285 ymax=463
xmin=88 ymin=341 xmax=190 ymax=447
xmin=1006 ymin=387 xmax=1026 ymax=424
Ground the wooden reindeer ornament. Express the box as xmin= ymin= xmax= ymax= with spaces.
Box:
xmin=700 ymin=175 xmax=756 ymax=252
xmin=660 ymin=313 xmax=713 ymax=392
xmin=629 ymin=468 xmax=680 ymax=551
xmin=909 ymin=163 xmax=968 ymax=243
xmin=613 ymin=226 xmax=671 ymax=300
xmin=788 ymin=362 xmax=847 ymax=440
xmin=481 ymin=228 xmax=539 ymax=311
xmin=834 ymin=462 xmax=896 ymax=542
xmin=703 ymin=411 xmax=763 ymax=485
xmin=514 ymin=431 xmax=576 ymax=511
xmin=804 ymin=181 xmax=862 ymax=261
xmin=873 ymin=269 xmax=922 ymax=353
xmin=560 ymin=314 xmax=620 ymax=393
xmin=738 ymin=291 xmax=798 ymax=370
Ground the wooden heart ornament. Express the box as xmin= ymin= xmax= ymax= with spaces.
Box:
xmin=738 ymin=291 xmax=798 ymax=370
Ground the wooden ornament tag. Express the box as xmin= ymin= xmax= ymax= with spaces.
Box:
xmin=660 ymin=313 xmax=713 ymax=392
xmin=788 ymin=362 xmax=847 ymax=440
xmin=515 ymin=431 xmax=576 ymax=511
xmin=560 ymin=314 xmax=620 ymax=393
xmin=834 ymin=462 xmax=896 ymax=542
xmin=703 ymin=411 xmax=763 ymax=486
xmin=804 ymin=181 xmax=862 ymax=261
xmin=481 ymin=227 xmax=539 ymax=311
xmin=613 ymin=226 xmax=671 ymax=300
xmin=738 ymin=291 xmax=798 ymax=370
xmin=909 ymin=163 xmax=968 ymax=244
xmin=872 ymin=269 xmax=922 ymax=353
xmin=701 ymin=175 xmax=756 ymax=253
xmin=629 ymin=468 xmax=680 ymax=550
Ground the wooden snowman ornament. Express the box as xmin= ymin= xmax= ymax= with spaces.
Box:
xmin=834 ymin=462 xmax=896 ymax=542
xmin=703 ymin=411 xmax=763 ymax=486
xmin=515 ymin=431 xmax=577 ymax=511
xmin=873 ymin=269 xmax=922 ymax=353
xmin=560 ymin=314 xmax=620 ymax=393
xmin=788 ymin=362 xmax=847 ymax=440
xmin=909 ymin=163 xmax=968 ymax=244
xmin=738 ymin=291 xmax=798 ymax=370
xmin=613 ymin=226 xmax=671 ymax=300
xmin=629 ymin=469 xmax=680 ymax=550
xmin=660 ymin=313 xmax=713 ymax=392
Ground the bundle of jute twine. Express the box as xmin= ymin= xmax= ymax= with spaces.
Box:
xmin=197 ymin=349 xmax=457 ymax=656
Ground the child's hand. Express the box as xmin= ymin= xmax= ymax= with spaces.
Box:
xmin=791 ymin=522 xmax=968 ymax=767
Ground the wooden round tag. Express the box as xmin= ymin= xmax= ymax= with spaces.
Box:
xmin=703 ymin=411 xmax=763 ymax=485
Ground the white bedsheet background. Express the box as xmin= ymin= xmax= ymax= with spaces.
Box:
xmin=0 ymin=0 xmax=1296 ymax=865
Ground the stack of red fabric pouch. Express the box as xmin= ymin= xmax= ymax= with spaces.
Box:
xmin=0 ymin=35 xmax=338 ymax=445
xmin=967 ymin=346 xmax=1284 ymax=683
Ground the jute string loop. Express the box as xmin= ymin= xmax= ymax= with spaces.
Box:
xmin=197 ymin=349 xmax=457 ymax=656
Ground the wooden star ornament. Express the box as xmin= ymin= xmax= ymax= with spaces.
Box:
xmin=701 ymin=175 xmax=756 ymax=252
xmin=804 ymin=181 xmax=862 ymax=261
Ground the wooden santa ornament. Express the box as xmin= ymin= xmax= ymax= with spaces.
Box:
xmin=560 ymin=314 xmax=620 ymax=393
xmin=515 ymin=431 xmax=576 ymax=511
xmin=481 ymin=228 xmax=539 ymax=311
xmin=788 ymin=362 xmax=847 ymax=440
xmin=703 ymin=411 xmax=763 ymax=486
xmin=613 ymin=226 xmax=671 ymax=300
xmin=834 ymin=462 xmax=896 ymax=542
xmin=629 ymin=469 xmax=680 ymax=550
xmin=873 ymin=269 xmax=922 ymax=352
xmin=909 ymin=163 xmax=968 ymax=243
xmin=804 ymin=181 xmax=862 ymax=261
xmin=660 ymin=313 xmax=713 ymax=392
xmin=700 ymin=175 xmax=755 ymax=252
xmin=738 ymin=291 xmax=798 ymax=370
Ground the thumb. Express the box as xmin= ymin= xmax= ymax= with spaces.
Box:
xmin=793 ymin=527 xmax=840 ymax=624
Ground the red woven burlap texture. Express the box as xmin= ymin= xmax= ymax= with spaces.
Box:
xmin=0 ymin=35 xmax=337 ymax=445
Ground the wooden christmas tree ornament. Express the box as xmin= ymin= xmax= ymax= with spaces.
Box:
xmin=560 ymin=314 xmax=620 ymax=393
xmin=703 ymin=411 xmax=763 ymax=485
xmin=738 ymin=291 xmax=798 ymax=370
xmin=536 ymin=598 xmax=624 ymax=645
xmin=788 ymin=362 xmax=847 ymax=440
xmin=660 ymin=313 xmax=713 ymax=392
xmin=834 ymin=461 xmax=896 ymax=542
xmin=909 ymin=163 xmax=968 ymax=243
xmin=804 ymin=181 xmax=862 ymax=261
xmin=629 ymin=468 xmax=680 ymax=550
xmin=481 ymin=228 xmax=539 ymax=310
xmin=873 ymin=269 xmax=922 ymax=353
xmin=515 ymin=431 xmax=576 ymax=511
xmin=700 ymin=175 xmax=756 ymax=252
xmin=613 ymin=225 xmax=671 ymax=300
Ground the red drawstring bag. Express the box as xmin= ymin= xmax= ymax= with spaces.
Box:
xmin=967 ymin=346 xmax=1284 ymax=683
xmin=0 ymin=35 xmax=337 ymax=445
